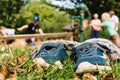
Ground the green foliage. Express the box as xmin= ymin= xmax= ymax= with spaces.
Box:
xmin=85 ymin=0 xmax=120 ymax=17
xmin=84 ymin=27 xmax=91 ymax=40
xmin=0 ymin=0 xmax=25 ymax=28
xmin=18 ymin=2 xmax=71 ymax=33
xmin=99 ymin=29 xmax=109 ymax=39
xmin=53 ymin=0 xmax=120 ymax=17
xmin=117 ymin=23 xmax=120 ymax=34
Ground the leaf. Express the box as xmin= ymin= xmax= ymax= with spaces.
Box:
xmin=0 ymin=65 xmax=7 ymax=76
xmin=17 ymin=53 xmax=27 ymax=64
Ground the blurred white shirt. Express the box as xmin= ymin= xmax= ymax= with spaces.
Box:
xmin=110 ymin=15 xmax=119 ymax=31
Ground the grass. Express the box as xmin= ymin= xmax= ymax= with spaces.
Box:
xmin=0 ymin=45 xmax=120 ymax=80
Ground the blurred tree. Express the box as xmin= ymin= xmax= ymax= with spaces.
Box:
xmin=49 ymin=0 xmax=120 ymax=17
xmin=18 ymin=1 xmax=71 ymax=33
xmin=85 ymin=0 xmax=120 ymax=17
xmin=0 ymin=0 xmax=25 ymax=28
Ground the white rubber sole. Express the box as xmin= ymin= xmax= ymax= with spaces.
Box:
xmin=75 ymin=62 xmax=112 ymax=73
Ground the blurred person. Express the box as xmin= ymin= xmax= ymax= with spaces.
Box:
xmin=89 ymin=13 xmax=102 ymax=38
xmin=109 ymin=10 xmax=119 ymax=31
xmin=0 ymin=26 xmax=15 ymax=44
xmin=17 ymin=14 xmax=43 ymax=46
xmin=97 ymin=12 xmax=120 ymax=48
